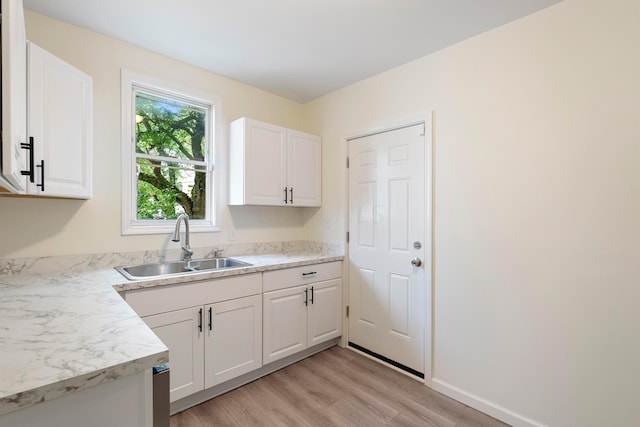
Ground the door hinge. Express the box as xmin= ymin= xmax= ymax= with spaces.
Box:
xmin=346 ymin=157 xmax=349 ymax=168
xmin=346 ymin=306 xmax=349 ymax=318
xmin=346 ymin=231 xmax=349 ymax=243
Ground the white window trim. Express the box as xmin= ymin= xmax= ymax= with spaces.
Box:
xmin=120 ymin=69 xmax=222 ymax=235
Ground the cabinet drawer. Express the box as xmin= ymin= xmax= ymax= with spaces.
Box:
xmin=125 ymin=273 xmax=261 ymax=317
xmin=263 ymin=261 xmax=342 ymax=292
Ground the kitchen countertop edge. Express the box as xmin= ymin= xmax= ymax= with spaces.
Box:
xmin=108 ymin=253 xmax=345 ymax=292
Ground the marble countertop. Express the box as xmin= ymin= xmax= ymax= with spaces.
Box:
xmin=0 ymin=252 xmax=342 ymax=416
xmin=106 ymin=252 xmax=344 ymax=292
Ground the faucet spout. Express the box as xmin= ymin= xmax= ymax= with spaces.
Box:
xmin=172 ymin=213 xmax=193 ymax=264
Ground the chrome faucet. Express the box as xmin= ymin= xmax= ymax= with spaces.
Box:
xmin=172 ymin=213 xmax=193 ymax=266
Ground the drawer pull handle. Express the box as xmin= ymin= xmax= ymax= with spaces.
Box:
xmin=302 ymin=272 xmax=317 ymax=277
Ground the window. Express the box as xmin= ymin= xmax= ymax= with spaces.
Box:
xmin=121 ymin=70 xmax=219 ymax=234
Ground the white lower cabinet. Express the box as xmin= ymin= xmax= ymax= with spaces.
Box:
xmin=123 ymin=263 xmax=342 ymax=405
xmin=263 ymin=262 xmax=343 ymax=364
xmin=142 ymin=295 xmax=262 ymax=402
xmin=204 ymin=295 xmax=262 ymax=388
xmin=124 ymin=274 xmax=262 ymax=403
xmin=143 ymin=306 xmax=204 ymax=402
xmin=308 ymin=279 xmax=342 ymax=346
xmin=263 ymin=285 xmax=308 ymax=361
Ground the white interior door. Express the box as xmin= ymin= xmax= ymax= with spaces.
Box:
xmin=348 ymin=123 xmax=426 ymax=376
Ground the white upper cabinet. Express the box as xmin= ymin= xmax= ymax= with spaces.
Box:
xmin=27 ymin=42 xmax=93 ymax=199
xmin=1 ymin=0 xmax=28 ymax=193
xmin=0 ymin=1 xmax=92 ymax=198
xmin=229 ymin=117 xmax=321 ymax=207
xmin=287 ymin=129 xmax=322 ymax=206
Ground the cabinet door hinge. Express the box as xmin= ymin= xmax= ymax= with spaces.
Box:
xmin=346 ymin=231 xmax=349 ymax=243
xmin=346 ymin=306 xmax=350 ymax=318
xmin=346 ymin=157 xmax=349 ymax=168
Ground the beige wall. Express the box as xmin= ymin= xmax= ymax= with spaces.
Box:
xmin=0 ymin=11 xmax=311 ymax=258
xmin=304 ymin=0 xmax=640 ymax=425
xmin=2 ymin=1 xmax=639 ymax=425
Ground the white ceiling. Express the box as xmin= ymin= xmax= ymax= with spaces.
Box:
xmin=23 ymin=0 xmax=561 ymax=103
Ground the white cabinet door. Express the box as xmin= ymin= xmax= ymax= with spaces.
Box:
xmin=287 ymin=129 xmax=321 ymax=206
xmin=229 ymin=117 xmax=286 ymax=205
xmin=27 ymin=42 xmax=93 ymax=198
xmin=229 ymin=117 xmax=321 ymax=207
xmin=263 ymin=285 xmax=308 ymax=364
xmin=143 ymin=307 xmax=204 ymax=402
xmin=204 ymin=294 xmax=262 ymax=388
xmin=308 ymin=279 xmax=342 ymax=346
xmin=1 ymin=0 xmax=28 ymax=192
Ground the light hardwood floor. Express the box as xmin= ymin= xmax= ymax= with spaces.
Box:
xmin=170 ymin=346 xmax=508 ymax=426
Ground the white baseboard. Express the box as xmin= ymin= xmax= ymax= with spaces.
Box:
xmin=430 ymin=378 xmax=547 ymax=427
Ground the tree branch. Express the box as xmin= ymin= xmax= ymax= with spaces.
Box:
xmin=138 ymin=168 xmax=193 ymax=217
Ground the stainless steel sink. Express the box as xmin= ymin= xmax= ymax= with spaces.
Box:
xmin=115 ymin=257 xmax=252 ymax=280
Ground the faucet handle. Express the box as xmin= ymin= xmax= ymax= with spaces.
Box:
xmin=214 ymin=248 xmax=224 ymax=258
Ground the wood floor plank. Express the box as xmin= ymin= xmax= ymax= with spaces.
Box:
xmin=321 ymin=347 xmax=506 ymax=427
xmin=170 ymin=346 xmax=508 ymax=427
xmin=304 ymin=350 xmax=454 ymax=426
xmin=254 ymin=370 xmax=334 ymax=426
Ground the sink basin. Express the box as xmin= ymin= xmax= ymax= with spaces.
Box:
xmin=115 ymin=257 xmax=252 ymax=280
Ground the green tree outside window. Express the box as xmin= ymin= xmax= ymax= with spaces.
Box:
xmin=134 ymin=90 xmax=210 ymax=220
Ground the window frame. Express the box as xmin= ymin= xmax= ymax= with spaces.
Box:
xmin=121 ymin=69 xmax=221 ymax=235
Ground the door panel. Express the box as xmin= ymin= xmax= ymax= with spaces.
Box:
xmin=143 ymin=307 xmax=204 ymax=402
xmin=263 ymin=285 xmax=307 ymax=364
xmin=204 ymin=294 xmax=262 ymax=388
xmin=245 ymin=120 xmax=287 ymax=205
xmin=28 ymin=43 xmax=92 ymax=198
xmin=1 ymin=0 xmax=28 ymax=191
xmin=288 ymin=129 xmax=321 ymax=206
xmin=348 ymin=123 xmax=426 ymax=374
xmin=308 ymin=279 xmax=342 ymax=346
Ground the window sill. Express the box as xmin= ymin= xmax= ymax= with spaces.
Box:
xmin=122 ymin=221 xmax=220 ymax=236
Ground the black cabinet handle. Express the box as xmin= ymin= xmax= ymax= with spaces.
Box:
xmin=208 ymin=307 xmax=213 ymax=331
xmin=20 ymin=137 xmax=35 ymax=183
xmin=302 ymin=272 xmax=317 ymax=277
xmin=198 ymin=308 xmax=203 ymax=332
xmin=304 ymin=288 xmax=308 ymax=306
xmin=310 ymin=286 xmax=314 ymax=304
xmin=283 ymin=187 xmax=288 ymax=204
xmin=36 ymin=160 xmax=45 ymax=192
xmin=289 ymin=187 xmax=293 ymax=204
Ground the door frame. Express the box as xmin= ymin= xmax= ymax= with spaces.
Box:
xmin=342 ymin=113 xmax=434 ymax=386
